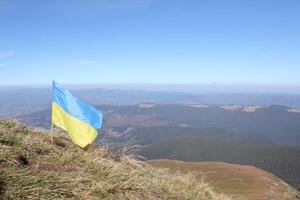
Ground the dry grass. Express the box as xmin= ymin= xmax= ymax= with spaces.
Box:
xmin=0 ymin=120 xmax=229 ymax=200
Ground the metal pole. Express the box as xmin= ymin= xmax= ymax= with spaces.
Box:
xmin=50 ymin=122 xmax=54 ymax=144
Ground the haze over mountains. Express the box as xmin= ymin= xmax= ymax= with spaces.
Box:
xmin=2 ymin=87 xmax=300 ymax=117
xmin=1 ymin=87 xmax=300 ymax=191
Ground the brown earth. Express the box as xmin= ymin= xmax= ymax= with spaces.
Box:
xmin=148 ymin=160 xmax=300 ymax=200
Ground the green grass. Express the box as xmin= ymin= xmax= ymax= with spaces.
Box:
xmin=0 ymin=120 xmax=229 ymax=200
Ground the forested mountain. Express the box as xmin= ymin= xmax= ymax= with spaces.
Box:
xmin=19 ymin=104 xmax=300 ymax=145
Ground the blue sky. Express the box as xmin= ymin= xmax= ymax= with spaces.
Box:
xmin=0 ymin=0 xmax=299 ymax=86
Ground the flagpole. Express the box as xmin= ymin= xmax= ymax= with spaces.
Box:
xmin=50 ymin=81 xmax=54 ymax=144
xmin=50 ymin=122 xmax=54 ymax=144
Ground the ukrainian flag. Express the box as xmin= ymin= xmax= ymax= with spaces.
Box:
xmin=51 ymin=81 xmax=102 ymax=148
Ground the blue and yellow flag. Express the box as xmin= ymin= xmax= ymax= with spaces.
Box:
xmin=51 ymin=81 xmax=102 ymax=148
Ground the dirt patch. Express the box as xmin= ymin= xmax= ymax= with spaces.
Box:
xmin=0 ymin=175 xmax=6 ymax=198
xmin=0 ymin=159 xmax=6 ymax=165
xmin=16 ymin=155 xmax=29 ymax=166
xmin=53 ymin=137 xmax=68 ymax=148
xmin=185 ymin=104 xmax=211 ymax=109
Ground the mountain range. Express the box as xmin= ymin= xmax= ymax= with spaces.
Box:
xmin=16 ymin=103 xmax=300 ymax=189
xmin=2 ymin=87 xmax=300 ymax=117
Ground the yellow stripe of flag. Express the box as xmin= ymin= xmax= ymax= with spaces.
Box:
xmin=52 ymin=102 xmax=98 ymax=148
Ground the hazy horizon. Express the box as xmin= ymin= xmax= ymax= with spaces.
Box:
xmin=2 ymin=83 xmax=300 ymax=95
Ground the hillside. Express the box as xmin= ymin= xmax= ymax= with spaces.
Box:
xmin=139 ymin=136 xmax=300 ymax=189
xmin=0 ymin=120 xmax=228 ymax=200
xmin=148 ymin=160 xmax=300 ymax=200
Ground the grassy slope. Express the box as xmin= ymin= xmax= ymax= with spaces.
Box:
xmin=0 ymin=120 xmax=228 ymax=200
xmin=148 ymin=160 xmax=300 ymax=200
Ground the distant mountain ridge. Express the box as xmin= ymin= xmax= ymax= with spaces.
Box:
xmin=18 ymin=104 xmax=300 ymax=145
xmin=3 ymin=88 xmax=300 ymax=117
